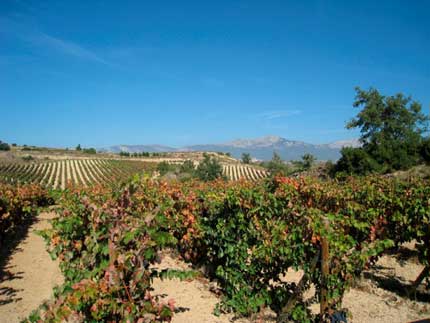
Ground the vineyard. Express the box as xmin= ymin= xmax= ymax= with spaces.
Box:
xmin=0 ymin=159 xmax=155 ymax=189
xmin=0 ymin=155 xmax=428 ymax=322
xmin=0 ymin=184 xmax=52 ymax=248
xmin=3 ymin=175 xmax=424 ymax=323
xmin=222 ymin=164 xmax=268 ymax=181
xmin=0 ymin=159 xmax=268 ymax=188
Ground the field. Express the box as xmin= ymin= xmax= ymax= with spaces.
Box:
xmin=0 ymin=159 xmax=155 ymax=189
xmin=0 ymin=154 xmax=268 ymax=187
xmin=222 ymin=164 xmax=268 ymax=181
xmin=0 ymin=150 xmax=429 ymax=323
xmin=1 ymin=174 xmax=429 ymax=323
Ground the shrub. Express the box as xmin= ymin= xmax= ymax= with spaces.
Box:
xmin=195 ymin=154 xmax=224 ymax=181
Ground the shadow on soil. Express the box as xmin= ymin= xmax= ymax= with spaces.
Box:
xmin=153 ymin=292 xmax=191 ymax=313
xmin=364 ymin=266 xmax=430 ymax=303
xmin=386 ymin=245 xmax=421 ymax=266
xmin=0 ymin=218 xmax=36 ymax=306
xmin=174 ymin=306 xmax=190 ymax=314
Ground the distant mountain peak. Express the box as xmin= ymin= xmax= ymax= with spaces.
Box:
xmin=99 ymin=144 xmax=176 ymax=153
xmin=259 ymin=135 xmax=283 ymax=142
xmin=186 ymin=135 xmax=360 ymax=160
xmin=100 ymin=135 xmax=360 ymax=161
xmin=222 ymin=135 xmax=303 ymax=148
xmin=326 ymin=138 xmax=361 ymax=149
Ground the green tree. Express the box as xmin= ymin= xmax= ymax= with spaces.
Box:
xmin=420 ymin=137 xmax=430 ymax=165
xmin=180 ymin=160 xmax=195 ymax=174
xmin=195 ymin=154 xmax=224 ymax=181
xmin=157 ymin=161 xmax=172 ymax=176
xmin=83 ymin=148 xmax=97 ymax=154
xmin=335 ymin=87 xmax=429 ymax=174
xmin=0 ymin=140 xmax=10 ymax=151
xmin=301 ymin=153 xmax=316 ymax=170
xmin=241 ymin=153 xmax=252 ymax=164
xmin=333 ymin=147 xmax=380 ymax=176
xmin=266 ymin=152 xmax=288 ymax=175
xmin=76 ymin=144 xmax=82 ymax=151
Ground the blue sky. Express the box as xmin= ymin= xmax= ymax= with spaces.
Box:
xmin=1 ymin=0 xmax=429 ymax=148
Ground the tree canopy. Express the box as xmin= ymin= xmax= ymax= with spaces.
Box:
xmin=0 ymin=140 xmax=11 ymax=151
xmin=241 ymin=153 xmax=251 ymax=164
xmin=180 ymin=160 xmax=195 ymax=173
xmin=195 ymin=154 xmax=224 ymax=181
xmin=301 ymin=153 xmax=316 ymax=170
xmin=335 ymin=87 xmax=429 ymax=175
xmin=265 ymin=152 xmax=289 ymax=175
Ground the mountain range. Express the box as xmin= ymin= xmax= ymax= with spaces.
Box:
xmin=99 ymin=136 xmax=360 ymax=161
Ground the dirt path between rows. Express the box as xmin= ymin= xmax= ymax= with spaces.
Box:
xmin=0 ymin=212 xmax=63 ymax=323
xmin=0 ymin=213 xmax=428 ymax=323
xmin=152 ymin=252 xmax=430 ymax=323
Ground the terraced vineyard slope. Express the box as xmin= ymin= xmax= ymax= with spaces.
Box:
xmin=222 ymin=164 xmax=268 ymax=181
xmin=0 ymin=159 xmax=155 ymax=189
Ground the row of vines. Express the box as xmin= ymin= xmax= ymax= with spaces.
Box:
xmin=0 ymin=159 xmax=154 ymax=189
xmin=23 ymin=175 xmax=429 ymax=322
xmin=0 ymin=184 xmax=52 ymax=248
xmin=222 ymin=164 xmax=268 ymax=181
xmin=0 ymin=159 xmax=267 ymax=188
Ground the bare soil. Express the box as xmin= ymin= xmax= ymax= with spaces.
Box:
xmin=153 ymin=250 xmax=430 ymax=323
xmin=0 ymin=212 xmax=63 ymax=323
xmin=1 ymin=215 xmax=429 ymax=323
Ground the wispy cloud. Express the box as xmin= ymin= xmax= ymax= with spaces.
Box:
xmin=0 ymin=16 xmax=112 ymax=66
xmin=30 ymin=32 xmax=111 ymax=65
xmin=256 ymin=110 xmax=301 ymax=120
